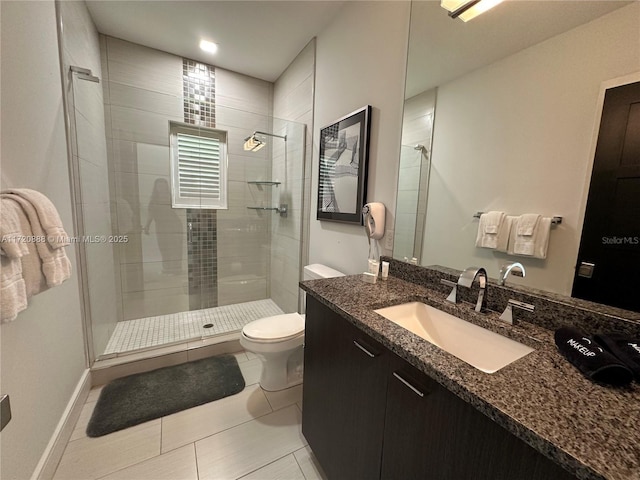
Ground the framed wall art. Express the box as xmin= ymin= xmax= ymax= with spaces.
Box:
xmin=317 ymin=105 xmax=372 ymax=224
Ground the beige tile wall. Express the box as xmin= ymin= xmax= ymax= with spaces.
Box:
xmin=272 ymin=40 xmax=316 ymax=312
xmin=101 ymin=36 xmax=187 ymax=321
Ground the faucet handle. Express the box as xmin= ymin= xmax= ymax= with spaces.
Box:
xmin=499 ymin=299 xmax=535 ymax=325
xmin=440 ymin=278 xmax=458 ymax=304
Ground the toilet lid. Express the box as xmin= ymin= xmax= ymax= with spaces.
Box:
xmin=243 ymin=313 xmax=304 ymax=341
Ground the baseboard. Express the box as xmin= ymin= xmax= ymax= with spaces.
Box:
xmin=31 ymin=369 xmax=91 ymax=480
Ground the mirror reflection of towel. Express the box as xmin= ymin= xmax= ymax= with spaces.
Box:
xmin=507 ymin=215 xmax=551 ymax=259
xmin=475 ymin=211 xmax=507 ymax=249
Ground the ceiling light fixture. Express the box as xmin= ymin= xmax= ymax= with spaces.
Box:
xmin=199 ymin=39 xmax=218 ymax=54
xmin=441 ymin=0 xmax=504 ymax=22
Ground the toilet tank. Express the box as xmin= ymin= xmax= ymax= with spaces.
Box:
xmin=300 ymin=264 xmax=344 ymax=314
xmin=303 ymin=264 xmax=345 ymax=281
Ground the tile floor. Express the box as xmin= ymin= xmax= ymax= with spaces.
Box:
xmin=105 ymin=300 xmax=285 ymax=355
xmin=53 ymin=352 xmax=327 ymax=480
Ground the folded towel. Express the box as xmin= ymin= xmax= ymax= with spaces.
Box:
xmin=475 ymin=211 xmax=506 ymax=249
xmin=0 ymin=252 xmax=28 ymax=323
xmin=2 ymin=188 xmax=70 ymax=249
xmin=0 ymin=194 xmax=71 ymax=287
xmin=595 ymin=333 xmax=640 ymax=381
xmin=555 ymin=327 xmax=633 ymax=386
xmin=532 ymin=217 xmax=551 ymax=259
xmin=1 ymin=198 xmax=30 ymax=258
xmin=513 ymin=214 xmax=541 ymax=255
xmin=495 ymin=215 xmax=514 ymax=253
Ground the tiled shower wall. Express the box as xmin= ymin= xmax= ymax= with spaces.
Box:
xmin=101 ymin=36 xmax=186 ymax=321
xmin=101 ymin=36 xmax=274 ymax=320
xmin=215 ymin=69 xmax=273 ymax=306
xmin=271 ymin=40 xmax=316 ymax=312
xmin=58 ymin=1 xmax=121 ymax=356
xmin=395 ymin=88 xmax=436 ymax=261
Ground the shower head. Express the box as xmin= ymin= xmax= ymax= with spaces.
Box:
xmin=243 ymin=133 xmax=266 ymax=152
xmin=243 ymin=131 xmax=287 ymax=152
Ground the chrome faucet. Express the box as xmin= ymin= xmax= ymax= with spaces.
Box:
xmin=498 ymin=262 xmax=525 ymax=286
xmin=458 ymin=267 xmax=487 ymax=312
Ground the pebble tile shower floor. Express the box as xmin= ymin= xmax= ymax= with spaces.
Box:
xmin=104 ymin=299 xmax=285 ymax=355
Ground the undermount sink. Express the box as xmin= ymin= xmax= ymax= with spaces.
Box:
xmin=374 ymin=302 xmax=534 ymax=373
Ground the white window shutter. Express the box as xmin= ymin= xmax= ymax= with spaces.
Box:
xmin=170 ymin=122 xmax=228 ymax=209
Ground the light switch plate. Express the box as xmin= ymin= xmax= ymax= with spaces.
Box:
xmin=1 ymin=395 xmax=11 ymax=432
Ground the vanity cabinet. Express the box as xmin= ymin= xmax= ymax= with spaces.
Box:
xmin=303 ymin=297 xmax=576 ymax=480
xmin=302 ymin=296 xmax=389 ymax=480
xmin=381 ymin=355 xmax=575 ymax=480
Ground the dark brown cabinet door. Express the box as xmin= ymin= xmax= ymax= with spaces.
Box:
xmin=302 ymin=296 xmax=389 ymax=480
xmin=381 ymin=354 xmax=575 ymax=480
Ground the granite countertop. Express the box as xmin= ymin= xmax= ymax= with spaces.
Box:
xmin=300 ymin=274 xmax=640 ymax=480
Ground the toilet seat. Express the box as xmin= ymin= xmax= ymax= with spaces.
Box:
xmin=242 ymin=313 xmax=304 ymax=342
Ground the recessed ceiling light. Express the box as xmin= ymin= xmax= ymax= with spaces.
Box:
xmin=199 ymin=40 xmax=218 ymax=54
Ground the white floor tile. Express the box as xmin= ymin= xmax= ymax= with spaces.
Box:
xmin=239 ymin=454 xmax=305 ymax=480
xmin=246 ymin=351 xmax=258 ymax=360
xmin=100 ymin=444 xmax=197 ymax=480
xmin=161 ymin=385 xmax=272 ymax=453
xmin=86 ymin=386 xmax=104 ymax=403
xmin=195 ymin=405 xmax=307 ymax=480
xmin=239 ymin=358 xmax=263 ymax=386
xmin=293 ymin=446 xmax=328 ymax=480
xmin=263 ymin=385 xmax=303 ymax=411
xmin=53 ymin=420 xmax=161 ymax=480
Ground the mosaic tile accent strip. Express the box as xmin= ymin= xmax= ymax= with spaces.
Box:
xmin=183 ymin=58 xmax=218 ymax=308
xmin=187 ymin=208 xmax=218 ymax=309
xmin=104 ymin=299 xmax=284 ymax=354
xmin=183 ymin=58 xmax=216 ymax=127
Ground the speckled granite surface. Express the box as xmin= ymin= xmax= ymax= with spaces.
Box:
xmin=300 ymin=273 xmax=640 ymax=480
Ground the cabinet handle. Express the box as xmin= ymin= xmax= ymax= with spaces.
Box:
xmin=353 ymin=340 xmax=377 ymax=358
xmin=393 ymin=372 xmax=424 ymax=397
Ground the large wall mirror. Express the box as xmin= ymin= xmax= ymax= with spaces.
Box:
xmin=394 ymin=1 xmax=640 ymax=310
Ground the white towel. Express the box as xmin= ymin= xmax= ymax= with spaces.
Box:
xmin=0 ymin=194 xmax=71 ymax=287
xmin=507 ymin=215 xmax=551 ymax=259
xmin=2 ymin=188 xmax=70 ymax=249
xmin=513 ymin=214 xmax=541 ymax=256
xmin=1 ymin=254 xmax=28 ymax=323
xmin=1 ymin=198 xmax=30 ymax=258
xmin=496 ymin=216 xmax=514 ymax=253
xmin=533 ymin=217 xmax=551 ymax=259
xmin=475 ymin=211 xmax=506 ymax=249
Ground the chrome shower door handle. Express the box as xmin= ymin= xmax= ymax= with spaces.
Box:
xmin=188 ymin=222 xmax=193 ymax=243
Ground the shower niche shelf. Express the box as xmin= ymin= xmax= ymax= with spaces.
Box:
xmin=247 ymin=181 xmax=281 ymax=186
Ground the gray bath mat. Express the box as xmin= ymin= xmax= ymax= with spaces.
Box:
xmin=86 ymin=355 xmax=245 ymax=437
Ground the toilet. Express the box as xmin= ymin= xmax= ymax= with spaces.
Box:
xmin=240 ymin=264 xmax=345 ymax=391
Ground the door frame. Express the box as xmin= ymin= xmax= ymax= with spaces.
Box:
xmin=574 ymin=71 xmax=640 ymax=273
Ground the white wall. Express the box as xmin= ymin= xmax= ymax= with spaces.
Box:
xmin=309 ymin=1 xmax=410 ymax=274
xmin=0 ymin=2 xmax=87 ymax=478
xmin=422 ymin=3 xmax=640 ymax=295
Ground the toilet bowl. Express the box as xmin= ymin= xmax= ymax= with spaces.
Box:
xmin=240 ymin=264 xmax=345 ymax=391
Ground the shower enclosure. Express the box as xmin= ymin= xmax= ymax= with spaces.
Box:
xmin=60 ymin=22 xmax=306 ymax=362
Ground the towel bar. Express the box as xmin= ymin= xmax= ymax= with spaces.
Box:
xmin=473 ymin=212 xmax=562 ymax=225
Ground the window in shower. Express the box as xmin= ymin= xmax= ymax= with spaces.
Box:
xmin=169 ymin=122 xmax=228 ymax=209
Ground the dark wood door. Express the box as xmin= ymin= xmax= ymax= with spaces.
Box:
xmin=573 ymin=81 xmax=640 ymax=312
xmin=381 ymin=354 xmax=576 ymax=480
xmin=302 ymin=296 xmax=389 ymax=480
